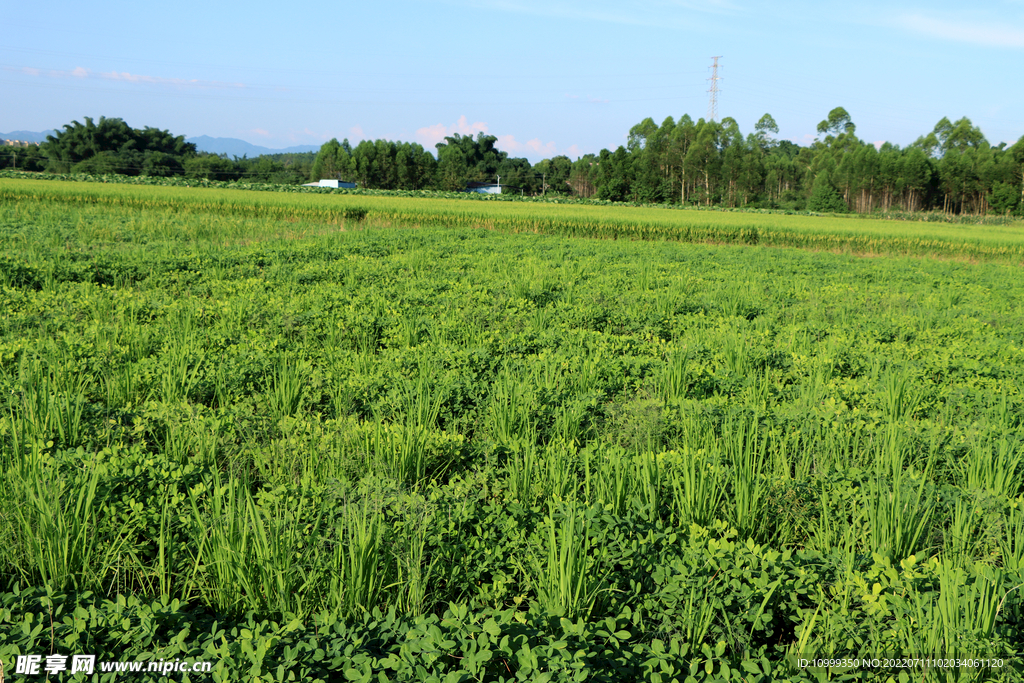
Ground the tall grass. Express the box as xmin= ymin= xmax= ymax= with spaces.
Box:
xmin=268 ymin=356 xmax=308 ymax=421
xmin=668 ymin=443 xmax=725 ymax=529
xmin=657 ymin=349 xmax=690 ymax=403
xmin=956 ymin=438 xmax=1022 ymax=499
xmin=391 ymin=499 xmax=439 ymax=616
xmin=505 ymin=441 xmax=541 ymax=502
xmin=186 ymin=470 xmax=325 ymax=617
xmin=6 ymin=353 xmax=91 ymax=451
xmin=328 ymin=498 xmax=388 ymax=620
xmin=582 ymin=444 xmax=631 ymax=516
xmin=723 ymin=414 xmax=769 ymax=539
xmin=7 ymin=457 xmax=133 ymax=593
xmin=487 ymin=368 xmax=534 ymax=448
xmin=862 ymin=429 xmax=935 ymax=561
xmin=892 ymin=562 xmax=1005 ymax=667
xmin=529 ymin=502 xmax=608 ymax=620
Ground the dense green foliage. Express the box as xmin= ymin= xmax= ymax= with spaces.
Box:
xmin=310 ymin=133 xmax=539 ymax=194
xmin=562 ymin=110 xmax=1024 ymax=216
xmin=226 ymin=151 xmax=318 ymax=185
xmin=13 ymin=117 xmax=315 ymax=185
xmin=807 ymin=174 xmax=848 ymax=214
xmin=0 ymin=143 xmax=47 ymax=172
xmin=40 ymin=117 xmax=197 ymax=177
xmin=312 ymin=138 xmax=437 ymax=191
xmin=2 ymin=181 xmax=1024 ymax=680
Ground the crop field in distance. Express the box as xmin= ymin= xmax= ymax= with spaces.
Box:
xmin=1 ymin=178 xmax=1024 ymax=681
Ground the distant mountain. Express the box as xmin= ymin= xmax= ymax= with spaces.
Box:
xmin=1 ymin=130 xmax=56 ymax=143
xmin=187 ymin=136 xmax=320 ymax=158
xmin=0 ymin=130 xmax=321 ymax=157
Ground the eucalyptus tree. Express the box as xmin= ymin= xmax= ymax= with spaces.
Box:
xmin=568 ymin=154 xmax=599 ymax=197
xmin=669 ymin=115 xmax=698 ymax=204
xmin=684 ymin=119 xmax=723 ymax=205
xmin=396 ymin=148 xmax=412 ymax=189
xmin=718 ymin=117 xmax=745 ymax=206
xmin=185 ymin=153 xmax=240 ymax=182
xmin=436 ymin=142 xmax=469 ymax=192
xmin=533 ymin=155 xmax=573 ymax=195
xmin=311 ymin=138 xmax=354 ymax=181
xmin=372 ymin=139 xmax=397 ymax=188
xmin=1010 ymin=137 xmax=1024 ymax=213
xmin=0 ymin=141 xmax=46 ymax=171
xmin=351 ymin=140 xmax=379 ymax=188
xmin=848 ymin=143 xmax=880 ymax=213
xmin=876 ymin=143 xmax=901 ymax=212
xmin=816 ymin=107 xmax=856 ymax=138
xmin=435 ymin=132 xmax=507 ymax=186
xmin=899 ymin=147 xmax=932 ymax=212
xmin=627 ymin=117 xmax=667 ymax=203
xmin=596 ymin=147 xmax=632 ymax=202
xmin=496 ymin=157 xmax=538 ymax=195
xmin=924 ymin=118 xmax=989 ymax=213
xmin=763 ymin=140 xmax=800 ymax=205
xmin=754 ymin=113 xmax=779 ymax=150
xmin=807 ymin=172 xmax=847 ymax=213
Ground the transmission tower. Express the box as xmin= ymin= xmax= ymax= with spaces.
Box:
xmin=707 ymin=56 xmax=722 ymax=122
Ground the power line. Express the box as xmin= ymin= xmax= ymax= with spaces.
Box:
xmin=707 ymin=56 xmax=722 ymax=122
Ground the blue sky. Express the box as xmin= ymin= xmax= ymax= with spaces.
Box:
xmin=2 ymin=0 xmax=1021 ymax=162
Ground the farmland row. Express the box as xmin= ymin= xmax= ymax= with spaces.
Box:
xmin=3 ymin=178 xmax=1024 ymax=261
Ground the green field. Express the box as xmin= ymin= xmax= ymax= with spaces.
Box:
xmin=4 ymin=177 xmax=1024 ymax=260
xmin=2 ymin=180 xmax=1023 ymax=681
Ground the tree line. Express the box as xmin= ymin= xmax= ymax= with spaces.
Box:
xmin=9 ymin=113 xmax=1022 ymax=215
xmin=0 ymin=117 xmax=316 ymax=183
xmin=300 ymin=108 xmax=1024 ymax=215
xmin=559 ymin=109 xmax=1023 ymax=215
xmin=310 ymin=133 xmax=537 ymax=193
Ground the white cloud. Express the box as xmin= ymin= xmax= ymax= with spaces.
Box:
xmin=415 ymin=115 xmax=489 ymax=148
xmin=349 ymin=125 xmax=364 ymax=139
xmin=527 ymin=138 xmax=557 ymax=156
xmin=100 ymin=70 xmax=246 ymax=88
xmin=494 ymin=134 xmax=520 ymax=152
xmin=11 ymin=64 xmax=247 ymax=88
xmin=103 ymin=71 xmax=153 ymax=83
xmin=415 ymin=123 xmax=448 ymax=148
xmin=417 ymin=120 xmax=567 ymax=160
xmin=295 ymin=128 xmax=332 ymax=143
xmin=494 ymin=134 xmax=558 ymax=157
xmin=897 ymin=13 xmax=1024 ymax=48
